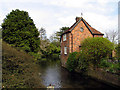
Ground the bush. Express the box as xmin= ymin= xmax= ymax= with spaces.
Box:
xmin=115 ymin=43 xmax=120 ymax=60
xmin=98 ymin=58 xmax=120 ymax=74
xmin=98 ymin=58 xmax=111 ymax=68
xmin=77 ymin=51 xmax=88 ymax=71
xmin=2 ymin=41 xmax=45 ymax=88
xmin=106 ymin=63 xmax=120 ymax=74
xmin=28 ymin=52 xmax=42 ymax=63
xmin=66 ymin=52 xmax=78 ymax=72
xmin=81 ymin=37 xmax=114 ymax=67
xmin=52 ymin=53 xmax=59 ymax=60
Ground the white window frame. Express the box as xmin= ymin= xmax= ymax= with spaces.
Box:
xmin=64 ymin=47 xmax=67 ymax=54
xmin=63 ymin=34 xmax=66 ymax=41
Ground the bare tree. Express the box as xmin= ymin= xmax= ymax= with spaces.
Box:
xmin=105 ymin=30 xmax=118 ymax=43
xmin=38 ymin=27 xmax=50 ymax=51
xmin=39 ymin=27 xmax=47 ymax=40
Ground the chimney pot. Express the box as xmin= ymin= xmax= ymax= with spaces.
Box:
xmin=75 ymin=17 xmax=81 ymax=22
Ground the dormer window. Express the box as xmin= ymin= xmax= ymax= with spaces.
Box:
xmin=80 ymin=27 xmax=84 ymax=32
xmin=63 ymin=34 xmax=66 ymax=41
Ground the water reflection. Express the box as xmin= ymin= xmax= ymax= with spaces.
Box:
xmin=42 ymin=64 xmax=61 ymax=88
xmin=39 ymin=60 xmax=116 ymax=88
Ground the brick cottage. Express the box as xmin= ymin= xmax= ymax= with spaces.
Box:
xmin=60 ymin=17 xmax=104 ymax=67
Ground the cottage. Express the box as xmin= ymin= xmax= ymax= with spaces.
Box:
xmin=60 ymin=17 xmax=104 ymax=67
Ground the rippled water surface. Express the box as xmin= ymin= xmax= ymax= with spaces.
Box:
xmin=39 ymin=60 xmax=116 ymax=88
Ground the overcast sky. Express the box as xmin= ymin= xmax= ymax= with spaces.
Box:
xmin=0 ymin=0 xmax=119 ymax=38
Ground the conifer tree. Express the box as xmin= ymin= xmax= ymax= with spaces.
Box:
xmin=2 ymin=9 xmax=40 ymax=53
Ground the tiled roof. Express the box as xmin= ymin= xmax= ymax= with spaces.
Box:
xmin=83 ymin=18 xmax=103 ymax=35
xmin=61 ymin=17 xmax=104 ymax=35
xmin=89 ymin=26 xmax=103 ymax=35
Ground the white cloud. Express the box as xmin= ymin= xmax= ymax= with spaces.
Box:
xmin=0 ymin=0 xmax=119 ymax=38
xmin=38 ymin=0 xmax=119 ymax=9
xmin=0 ymin=0 xmax=39 ymax=3
xmin=83 ymin=12 xmax=118 ymax=33
xmin=0 ymin=11 xmax=4 ymax=25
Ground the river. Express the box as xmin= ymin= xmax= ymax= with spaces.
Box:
xmin=39 ymin=60 xmax=117 ymax=89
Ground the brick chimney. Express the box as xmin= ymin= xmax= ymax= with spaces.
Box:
xmin=75 ymin=17 xmax=81 ymax=22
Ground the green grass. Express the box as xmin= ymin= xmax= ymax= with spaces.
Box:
xmin=2 ymin=41 xmax=45 ymax=88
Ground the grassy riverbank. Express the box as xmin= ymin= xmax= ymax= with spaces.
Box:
xmin=2 ymin=41 xmax=45 ymax=88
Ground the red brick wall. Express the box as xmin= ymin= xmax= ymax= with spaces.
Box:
xmin=60 ymin=33 xmax=70 ymax=66
xmin=71 ymin=20 xmax=93 ymax=52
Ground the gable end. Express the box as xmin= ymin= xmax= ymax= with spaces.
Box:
xmin=69 ymin=18 xmax=93 ymax=36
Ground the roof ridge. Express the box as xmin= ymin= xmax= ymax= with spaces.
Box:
xmin=82 ymin=18 xmax=104 ymax=35
xmin=82 ymin=18 xmax=91 ymax=27
xmin=61 ymin=17 xmax=104 ymax=36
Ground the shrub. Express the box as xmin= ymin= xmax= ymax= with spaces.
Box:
xmin=106 ymin=63 xmax=120 ymax=74
xmin=81 ymin=37 xmax=114 ymax=67
xmin=66 ymin=52 xmax=78 ymax=72
xmin=52 ymin=53 xmax=59 ymax=60
xmin=77 ymin=51 xmax=88 ymax=71
xmin=2 ymin=41 xmax=45 ymax=88
xmin=115 ymin=43 xmax=120 ymax=60
xmin=28 ymin=52 xmax=42 ymax=63
xmin=98 ymin=58 xmax=120 ymax=74
xmin=98 ymin=58 xmax=111 ymax=68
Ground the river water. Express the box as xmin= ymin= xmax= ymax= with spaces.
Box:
xmin=39 ymin=60 xmax=117 ymax=89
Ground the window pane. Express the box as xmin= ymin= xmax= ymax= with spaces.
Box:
xmin=64 ymin=47 xmax=67 ymax=54
xmin=63 ymin=34 xmax=66 ymax=41
xmin=80 ymin=27 xmax=84 ymax=32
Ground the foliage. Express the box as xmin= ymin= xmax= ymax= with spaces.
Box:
xmin=0 ymin=28 xmax=2 ymax=39
xmin=66 ymin=52 xmax=78 ymax=72
xmin=39 ymin=27 xmax=47 ymax=40
xmin=52 ymin=53 xmax=59 ymax=60
xmin=2 ymin=41 xmax=45 ymax=88
xmin=38 ymin=28 xmax=53 ymax=60
xmin=49 ymin=32 xmax=60 ymax=42
xmin=46 ymin=43 xmax=60 ymax=58
xmin=106 ymin=63 xmax=120 ymax=74
xmin=28 ymin=52 xmax=42 ymax=63
xmin=50 ymin=27 xmax=69 ymax=42
xmin=98 ymin=58 xmax=120 ymax=74
xmin=47 ymin=43 xmax=60 ymax=54
xmin=39 ymin=40 xmax=60 ymax=60
xmin=77 ymin=51 xmax=88 ymax=71
xmin=59 ymin=27 xmax=69 ymax=34
xmin=40 ymin=39 xmax=50 ymax=54
xmin=2 ymin=9 xmax=40 ymax=53
xmin=98 ymin=58 xmax=111 ymax=68
xmin=81 ymin=37 xmax=114 ymax=66
xmin=47 ymin=26 xmax=69 ymax=60
xmin=116 ymin=43 xmax=120 ymax=59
